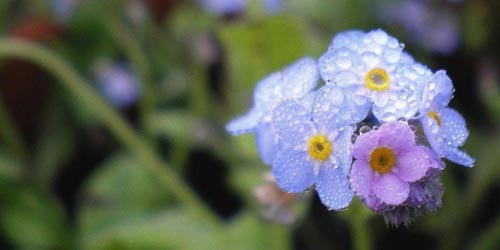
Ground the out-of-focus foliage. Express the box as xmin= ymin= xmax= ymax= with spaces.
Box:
xmin=0 ymin=0 xmax=499 ymax=249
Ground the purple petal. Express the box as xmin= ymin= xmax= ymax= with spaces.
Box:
xmin=349 ymin=160 xmax=373 ymax=198
xmin=364 ymin=195 xmax=389 ymax=212
xmin=373 ymin=173 xmax=410 ymax=205
xmin=352 ymin=130 xmax=380 ymax=161
xmin=316 ymin=165 xmax=353 ymax=210
xmin=272 ymin=150 xmax=315 ymax=193
xmin=395 ymin=146 xmax=431 ymax=182
xmin=377 ymin=122 xmax=415 ymax=155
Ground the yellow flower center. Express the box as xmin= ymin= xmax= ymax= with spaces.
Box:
xmin=369 ymin=147 xmax=395 ymax=174
xmin=427 ymin=111 xmax=441 ymax=126
xmin=365 ymin=68 xmax=390 ymax=91
xmin=308 ymin=135 xmax=332 ymax=161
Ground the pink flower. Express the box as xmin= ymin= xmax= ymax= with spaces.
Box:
xmin=350 ymin=122 xmax=433 ymax=206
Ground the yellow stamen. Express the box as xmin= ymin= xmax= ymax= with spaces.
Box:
xmin=365 ymin=68 xmax=390 ymax=91
xmin=427 ymin=111 xmax=441 ymax=126
xmin=369 ymin=147 xmax=395 ymax=174
xmin=308 ymin=135 xmax=332 ymax=161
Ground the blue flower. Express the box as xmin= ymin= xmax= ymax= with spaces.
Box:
xmin=52 ymin=0 xmax=80 ymax=24
xmin=271 ymin=98 xmax=354 ymax=210
xmin=226 ymin=57 xmax=319 ymax=164
xmin=319 ymin=29 xmax=431 ymax=122
xmin=419 ymin=70 xmax=474 ymax=167
xmin=95 ymin=62 xmax=141 ymax=108
xmin=379 ymin=0 xmax=461 ymax=55
xmin=197 ymin=0 xmax=248 ymax=16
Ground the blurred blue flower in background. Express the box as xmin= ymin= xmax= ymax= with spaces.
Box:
xmin=95 ymin=61 xmax=141 ymax=109
xmin=52 ymin=0 xmax=80 ymax=24
xmin=379 ymin=0 xmax=461 ymax=55
xmin=261 ymin=0 xmax=283 ymax=13
xmin=197 ymin=0 xmax=248 ymax=16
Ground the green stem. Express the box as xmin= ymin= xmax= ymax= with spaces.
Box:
xmin=102 ymin=3 xmax=156 ymax=140
xmin=348 ymin=200 xmax=372 ymax=250
xmin=0 ymin=38 xmax=220 ymax=225
xmin=0 ymin=94 xmax=28 ymax=161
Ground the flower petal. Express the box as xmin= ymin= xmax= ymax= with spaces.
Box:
xmin=328 ymin=30 xmax=364 ymax=50
xmin=445 ymin=147 xmax=475 ymax=167
xmin=373 ymin=173 xmax=410 ymax=205
xmin=226 ymin=108 xmax=261 ymax=135
xmin=254 ymin=72 xmax=283 ymax=111
xmin=440 ymin=108 xmax=469 ymax=147
xmin=316 ymin=165 xmax=354 ymax=210
xmin=349 ymin=160 xmax=373 ymax=198
xmin=281 ymin=57 xmax=319 ymax=96
xmin=395 ymin=146 xmax=431 ymax=182
xmin=331 ymin=126 xmax=355 ymax=175
xmin=272 ymin=99 xmax=314 ymax=149
xmin=352 ymin=129 xmax=380 ymax=161
xmin=255 ymin=123 xmax=277 ymax=165
xmin=377 ymin=122 xmax=415 ymax=155
xmin=272 ymin=150 xmax=315 ymax=193
xmin=313 ymin=85 xmax=370 ymax=128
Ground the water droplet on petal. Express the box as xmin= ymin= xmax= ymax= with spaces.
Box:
xmin=360 ymin=125 xmax=372 ymax=134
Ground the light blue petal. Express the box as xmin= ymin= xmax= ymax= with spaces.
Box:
xmin=226 ymin=108 xmax=261 ymax=135
xmin=252 ymin=57 xmax=318 ymax=120
xmin=316 ymin=164 xmax=354 ymax=210
xmin=331 ymin=126 xmax=355 ymax=175
xmin=440 ymin=108 xmax=469 ymax=147
xmin=421 ymin=70 xmax=454 ymax=110
xmin=372 ymin=63 xmax=427 ymax=122
xmin=272 ymin=99 xmax=314 ymax=149
xmin=254 ymin=72 xmax=283 ymax=111
xmin=255 ymin=123 xmax=277 ymax=165
xmin=421 ymin=108 xmax=473 ymax=167
xmin=319 ymin=47 xmax=362 ymax=85
xmin=328 ymin=30 xmax=364 ymax=51
xmin=445 ymin=147 xmax=475 ymax=167
xmin=313 ymin=85 xmax=370 ymax=128
xmin=272 ymin=150 xmax=315 ymax=193
xmin=371 ymin=86 xmax=420 ymax=122
xmin=421 ymin=114 xmax=447 ymax=155
xmin=281 ymin=57 xmax=319 ymax=96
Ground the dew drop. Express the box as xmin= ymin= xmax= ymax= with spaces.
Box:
xmin=361 ymin=52 xmax=380 ymax=68
xmin=335 ymin=56 xmax=352 ymax=69
xmin=360 ymin=125 xmax=372 ymax=134
xmin=351 ymin=134 xmax=358 ymax=142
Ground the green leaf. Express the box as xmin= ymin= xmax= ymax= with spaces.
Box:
xmin=82 ymin=209 xmax=221 ymax=250
xmin=0 ymin=186 xmax=72 ymax=249
xmin=0 ymin=151 xmax=22 ymax=181
xmin=226 ymin=211 xmax=291 ymax=250
xmin=218 ymin=16 xmax=310 ymax=113
xmin=78 ymin=152 xmax=174 ymax=239
xmin=33 ymin=97 xmax=75 ymax=186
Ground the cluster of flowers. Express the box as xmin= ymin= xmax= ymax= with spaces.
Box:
xmin=226 ymin=29 xmax=474 ymax=225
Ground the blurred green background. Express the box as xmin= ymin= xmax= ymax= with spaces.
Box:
xmin=0 ymin=0 xmax=499 ymax=249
